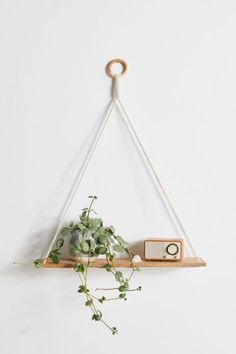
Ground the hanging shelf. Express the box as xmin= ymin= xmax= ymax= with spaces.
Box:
xmin=43 ymin=257 xmax=206 ymax=269
xmin=37 ymin=59 xmax=206 ymax=270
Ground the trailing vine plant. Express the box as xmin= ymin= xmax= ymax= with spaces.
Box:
xmin=34 ymin=196 xmax=141 ymax=335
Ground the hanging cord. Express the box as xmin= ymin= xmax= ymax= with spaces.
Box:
xmin=112 ymin=75 xmax=120 ymax=100
xmin=43 ymin=58 xmax=199 ymax=261
xmin=116 ymin=98 xmax=199 ymax=260
xmin=42 ymin=100 xmax=116 ymax=260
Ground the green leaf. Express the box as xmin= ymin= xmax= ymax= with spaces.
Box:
xmin=92 ymin=310 xmax=102 ymax=321
xmin=72 ymin=224 xmax=79 ymax=230
xmin=78 ymin=233 xmax=83 ymax=243
xmin=51 ymin=255 xmax=60 ymax=264
xmin=98 ymin=234 xmax=107 ymax=244
xmin=88 ymin=218 xmax=102 ymax=231
xmin=56 ymin=238 xmax=64 ymax=248
xmin=74 ymin=263 xmax=85 ymax=273
xmin=112 ymin=327 xmax=118 ymax=335
xmin=113 ymin=244 xmax=124 ymax=253
xmin=69 ymin=244 xmax=78 ymax=256
xmin=119 ymin=285 xmax=126 ymax=292
xmin=106 ymin=253 xmax=114 ymax=261
xmin=33 ymin=259 xmax=43 ymax=268
xmin=81 ymin=241 xmax=89 ymax=252
xmin=96 ymin=226 xmax=106 ymax=236
xmin=119 ymin=293 xmax=126 ymax=298
xmin=109 ymin=225 xmax=115 ymax=234
xmin=85 ymin=300 xmax=93 ymax=306
xmin=49 ymin=249 xmax=60 ymax=264
xmin=78 ymin=222 xmax=87 ymax=230
xmin=88 ymin=239 xmax=96 ymax=251
xmin=95 ymin=246 xmax=107 ymax=255
xmin=99 ymin=296 xmax=106 ymax=303
xmin=105 ymin=227 xmax=114 ymax=236
xmin=78 ymin=285 xmax=88 ymax=293
xmin=123 ymin=281 xmax=129 ymax=289
xmin=115 ymin=271 xmax=122 ymax=279
xmin=104 ymin=264 xmax=112 ymax=272
xmin=61 ymin=227 xmax=69 ymax=237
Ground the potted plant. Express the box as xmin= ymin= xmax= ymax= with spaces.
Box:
xmin=34 ymin=196 xmax=141 ymax=335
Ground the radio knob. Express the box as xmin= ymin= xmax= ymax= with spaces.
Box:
xmin=166 ymin=243 xmax=179 ymax=256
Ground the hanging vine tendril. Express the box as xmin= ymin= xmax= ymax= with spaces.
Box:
xmin=34 ymin=196 xmax=141 ymax=335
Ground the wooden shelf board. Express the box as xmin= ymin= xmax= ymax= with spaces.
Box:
xmin=43 ymin=257 xmax=207 ymax=268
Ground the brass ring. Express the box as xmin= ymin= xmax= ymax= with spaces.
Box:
xmin=106 ymin=58 xmax=128 ymax=78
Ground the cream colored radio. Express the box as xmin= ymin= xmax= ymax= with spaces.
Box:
xmin=144 ymin=238 xmax=183 ymax=261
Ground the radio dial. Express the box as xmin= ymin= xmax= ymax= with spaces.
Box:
xmin=166 ymin=243 xmax=179 ymax=256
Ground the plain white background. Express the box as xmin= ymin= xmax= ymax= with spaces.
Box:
xmin=0 ymin=1 xmax=235 ymax=353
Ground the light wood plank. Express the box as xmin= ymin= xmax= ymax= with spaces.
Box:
xmin=42 ymin=257 xmax=207 ymax=268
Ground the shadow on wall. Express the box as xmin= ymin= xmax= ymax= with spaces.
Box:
xmin=14 ymin=103 xmax=115 ymax=264
xmin=130 ymin=240 xmax=145 ymax=259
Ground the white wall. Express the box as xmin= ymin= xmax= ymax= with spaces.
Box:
xmin=0 ymin=1 xmax=235 ymax=353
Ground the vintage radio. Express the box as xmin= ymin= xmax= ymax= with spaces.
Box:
xmin=144 ymin=238 xmax=183 ymax=261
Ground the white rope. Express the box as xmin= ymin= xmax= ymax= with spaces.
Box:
xmin=112 ymin=76 xmax=120 ymax=100
xmin=42 ymin=100 xmax=116 ymax=259
xmin=116 ymin=98 xmax=199 ymax=260
xmin=43 ymin=76 xmax=199 ymax=261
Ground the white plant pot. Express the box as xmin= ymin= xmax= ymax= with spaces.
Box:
xmin=75 ymin=255 xmax=96 ymax=263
